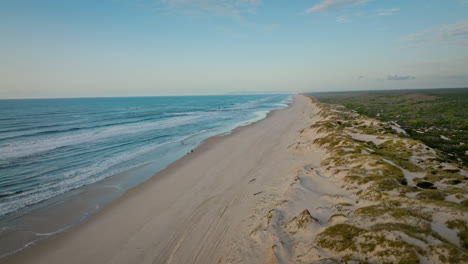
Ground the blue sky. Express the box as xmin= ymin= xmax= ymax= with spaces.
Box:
xmin=1 ymin=0 xmax=467 ymax=98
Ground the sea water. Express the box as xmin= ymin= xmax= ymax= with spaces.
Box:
xmin=0 ymin=94 xmax=291 ymax=257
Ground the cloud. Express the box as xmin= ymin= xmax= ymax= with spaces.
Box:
xmin=378 ymin=8 xmax=400 ymax=16
xmin=402 ymin=20 xmax=468 ymax=46
xmin=387 ymin=75 xmax=416 ymax=81
xmin=305 ymin=0 xmax=369 ymax=13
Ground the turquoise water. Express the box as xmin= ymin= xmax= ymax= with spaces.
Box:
xmin=0 ymin=95 xmax=290 ymax=217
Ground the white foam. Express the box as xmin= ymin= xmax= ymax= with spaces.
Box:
xmin=33 ymin=225 xmax=73 ymax=236
xmin=224 ymin=95 xmax=278 ymax=110
xmin=0 ymin=114 xmax=207 ymax=160
xmin=0 ymin=130 xmax=211 ymax=216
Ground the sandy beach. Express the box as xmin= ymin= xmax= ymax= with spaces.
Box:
xmin=1 ymin=95 xmax=318 ymax=264
xmin=3 ymin=94 xmax=467 ymax=264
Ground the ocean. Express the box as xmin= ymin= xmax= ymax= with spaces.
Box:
xmin=0 ymin=94 xmax=291 ymax=257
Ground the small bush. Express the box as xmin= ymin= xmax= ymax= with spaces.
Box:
xmin=446 ymin=219 xmax=468 ymax=250
xmin=316 ymin=224 xmax=365 ymax=251
xmin=416 ymin=190 xmax=446 ymax=201
xmin=461 ymin=199 xmax=468 ymax=207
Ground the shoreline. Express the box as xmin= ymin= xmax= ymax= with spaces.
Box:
xmin=0 ymin=96 xmax=292 ymax=260
xmin=1 ymin=95 xmax=315 ymax=264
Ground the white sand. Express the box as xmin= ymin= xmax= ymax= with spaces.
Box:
xmin=1 ymin=95 xmax=319 ymax=264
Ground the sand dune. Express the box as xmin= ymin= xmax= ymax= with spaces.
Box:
xmin=227 ymin=96 xmax=467 ymax=264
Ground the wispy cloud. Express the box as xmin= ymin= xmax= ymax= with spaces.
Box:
xmin=402 ymin=20 xmax=468 ymax=46
xmin=334 ymin=11 xmax=364 ymax=23
xmin=387 ymin=74 xmax=416 ymax=81
xmin=305 ymin=0 xmax=369 ymax=13
xmin=378 ymin=8 xmax=400 ymax=16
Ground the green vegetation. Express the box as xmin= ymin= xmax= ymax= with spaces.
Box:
xmin=308 ymin=88 xmax=468 ymax=166
xmin=317 ymin=223 xmax=423 ymax=264
xmin=355 ymin=203 xmax=432 ymax=222
xmin=317 ymin=223 xmax=365 ymax=251
xmin=416 ymin=190 xmax=446 ymax=201
xmin=462 ymin=200 xmax=468 ymax=207
xmin=446 ymin=219 xmax=468 ymax=249
xmin=304 ymin=96 xmax=468 ymax=263
xmin=421 ymin=169 xmax=466 ymax=185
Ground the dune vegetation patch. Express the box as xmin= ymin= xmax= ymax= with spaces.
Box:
xmin=307 ymin=97 xmax=468 ymax=263
xmin=242 ymin=96 xmax=467 ymax=264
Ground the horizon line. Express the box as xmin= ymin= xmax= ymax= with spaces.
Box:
xmin=1 ymin=87 xmax=467 ymax=100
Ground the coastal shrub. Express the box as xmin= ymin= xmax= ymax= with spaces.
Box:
xmin=344 ymin=175 xmax=367 ymax=185
xmin=371 ymin=222 xmax=431 ymax=241
xmin=374 ymin=144 xmax=422 ymax=172
xmin=461 ymin=199 xmax=468 ymax=207
xmin=313 ymin=134 xmax=348 ymax=149
xmin=354 ymin=205 xmax=387 ymax=217
xmin=374 ymin=160 xmax=405 ymax=179
xmin=408 ymin=119 xmax=424 ymax=126
xmin=416 ymin=190 xmax=446 ymax=201
xmin=442 ymin=188 xmax=467 ymax=196
xmin=421 ymin=200 xmax=468 ymax=212
xmin=423 ymin=169 xmax=465 ymax=184
xmin=446 ymin=219 xmax=468 ymax=249
xmin=316 ymin=224 xmax=365 ymax=251
xmin=390 ymin=208 xmax=432 ymax=222
xmin=356 ymin=125 xmax=381 ymax=135
xmin=446 ymin=219 xmax=467 ymax=231
xmin=384 ymin=199 xmax=402 ymax=207
xmin=318 ymin=224 xmax=422 ymax=264
xmin=447 ymin=179 xmax=462 ymax=185
xmin=374 ymin=178 xmax=401 ymax=191
xmin=365 ymin=235 xmax=421 ymax=264
xmin=430 ymin=244 xmax=468 ymax=264
xmin=355 ymin=203 xmax=432 ymax=223
xmin=308 ymin=94 xmax=468 ymax=263
xmin=444 ymin=169 xmax=461 ymax=174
